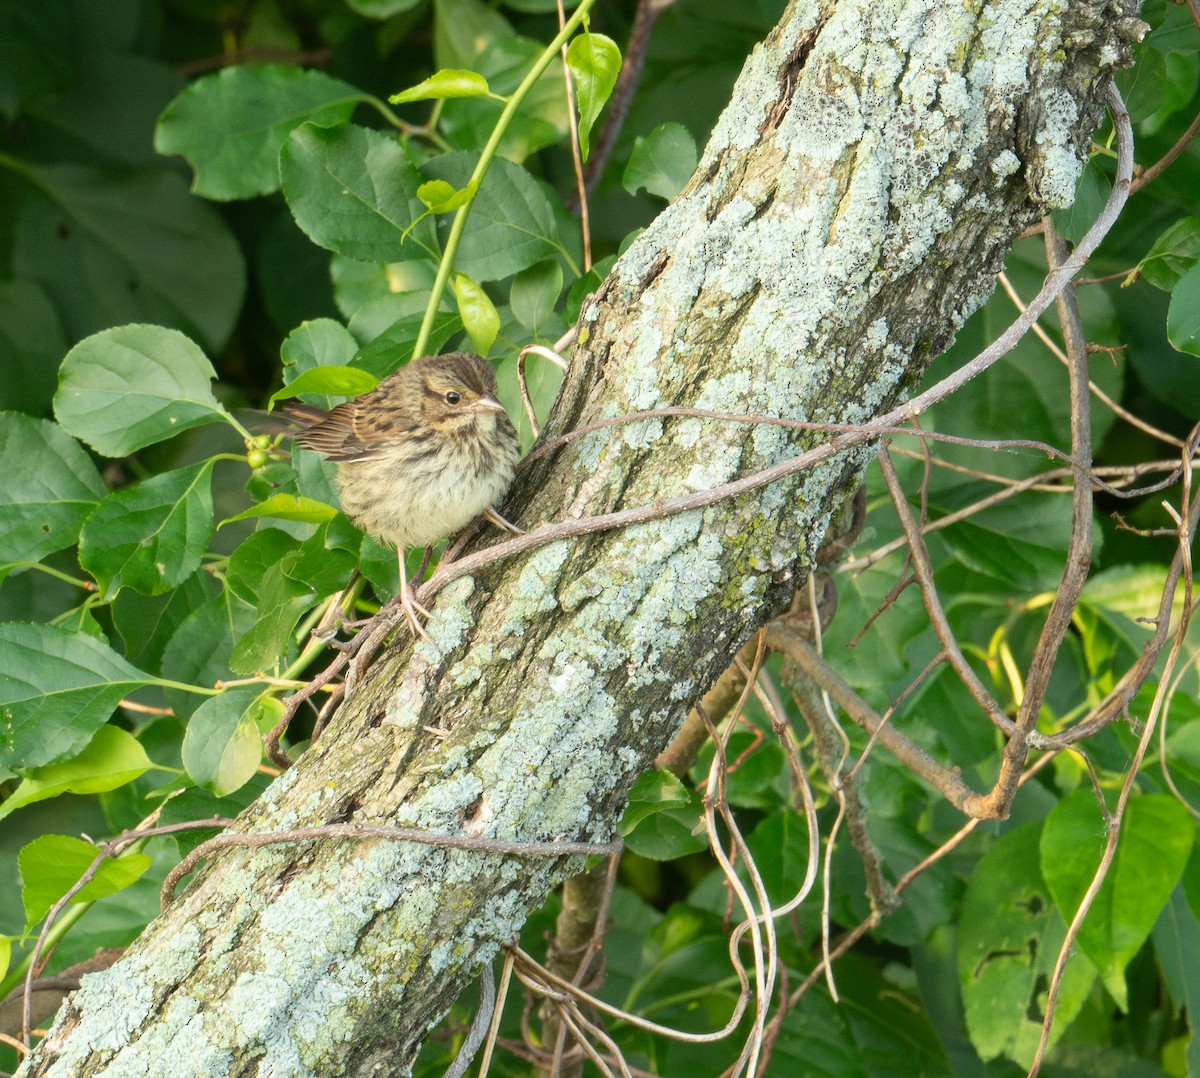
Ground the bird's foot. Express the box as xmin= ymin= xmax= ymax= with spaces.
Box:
xmin=483 ymin=506 xmax=523 ymax=535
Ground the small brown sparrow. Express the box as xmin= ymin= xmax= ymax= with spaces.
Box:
xmin=283 ymin=352 xmax=521 ymax=638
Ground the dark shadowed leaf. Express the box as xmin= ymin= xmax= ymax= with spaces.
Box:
xmin=12 ymin=165 xmax=245 ymax=352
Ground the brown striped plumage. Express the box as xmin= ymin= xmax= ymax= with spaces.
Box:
xmin=283 ymin=353 xmax=520 ymax=634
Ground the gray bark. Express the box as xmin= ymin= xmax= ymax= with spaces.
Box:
xmin=18 ymin=0 xmax=1140 ymax=1074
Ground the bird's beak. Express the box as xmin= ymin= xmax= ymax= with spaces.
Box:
xmin=472 ymin=395 xmax=506 ymax=415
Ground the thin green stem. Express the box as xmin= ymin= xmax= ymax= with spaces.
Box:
xmin=363 ymin=95 xmax=454 ymax=153
xmin=0 ymin=562 xmax=94 ymax=589
xmin=412 ymin=0 xmax=598 ymax=359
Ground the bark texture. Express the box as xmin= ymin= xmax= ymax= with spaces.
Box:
xmin=19 ymin=0 xmax=1141 ymax=1074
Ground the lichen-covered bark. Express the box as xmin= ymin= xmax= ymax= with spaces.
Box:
xmin=18 ymin=1 xmax=1140 ymax=1074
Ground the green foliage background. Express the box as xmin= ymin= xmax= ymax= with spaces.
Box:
xmin=1 ymin=0 xmax=1199 ymax=1074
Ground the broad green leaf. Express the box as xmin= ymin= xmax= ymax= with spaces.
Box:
xmin=155 ymin=64 xmax=365 ymax=200
xmin=433 ymin=0 xmax=513 ymax=70
xmin=280 ymin=122 xmax=440 ymax=264
xmin=160 ymin=592 xmax=257 ymax=721
xmin=280 ymin=319 xmax=361 ymax=401
xmin=565 ymin=32 xmax=621 ymax=159
xmin=225 ymin=529 xmax=302 ymax=605
xmin=79 ymin=460 xmax=216 ymax=599
xmin=453 ymin=273 xmax=500 ymax=356
xmin=496 ymin=348 xmax=564 ymax=448
xmin=54 ymin=325 xmax=229 ymax=457
xmin=0 ymin=623 xmax=157 ymax=769
xmin=743 ymin=808 xmax=815 ymax=909
xmin=269 ymin=366 xmax=378 ymax=406
xmin=1051 ymin=158 xmax=1110 ymax=245
xmin=509 ymin=259 xmax=563 ymax=333
xmin=439 ymin=36 xmax=569 ymax=163
xmin=0 ymin=725 xmax=156 ymax=824
xmin=182 ymin=687 xmax=265 ymax=796
xmin=346 ymin=0 xmax=424 ymax=13
xmin=19 ymin=834 xmax=152 ymax=931
xmin=618 ymin=770 xmax=707 ymax=860
xmin=1153 ymin=888 xmax=1200 ymax=1078
xmin=0 ymin=414 xmax=105 ymax=566
xmin=229 ymin=528 xmax=356 ymax=675
xmin=422 ymin=153 xmax=558 ymax=280
xmin=1137 ymin=216 xmax=1200 ymax=290
xmin=111 ymin=570 xmax=214 ymax=676
xmin=416 ymin=178 xmax=477 ymax=213
xmin=0 ymin=280 xmax=68 ymax=416
xmin=158 ymin=774 xmax=272 ymax=856
xmin=390 ymin=69 xmax=492 ymax=105
xmin=32 ymin=50 xmax=183 ymax=168
xmin=623 ymin=122 xmax=697 ymax=201
xmin=222 ymin=493 xmax=339 ymax=526
xmin=1167 ymin=261 xmax=1200 ymax=356
xmin=959 ymin=822 xmax=1096 ymax=1066
xmin=1040 ymin=791 xmax=1194 ymax=1008
xmin=12 ymin=165 xmax=244 ymax=353
xmin=351 ymin=312 xmax=463 ymax=375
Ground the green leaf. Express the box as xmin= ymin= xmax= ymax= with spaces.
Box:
xmin=1137 ymin=216 xmax=1200 ymax=290
xmin=1040 ymin=791 xmax=1194 ymax=1008
xmin=618 ymin=770 xmax=707 ymax=860
xmin=0 ymin=280 xmax=68 ymax=416
xmin=182 ymin=687 xmax=265 ymax=796
xmin=155 ymin=64 xmax=365 ymax=201
xmin=229 ymin=528 xmax=356 ymax=674
xmin=390 ymin=69 xmax=492 ymax=105
xmin=433 ymin=0 xmax=514 ymax=70
xmin=79 ymin=460 xmax=216 ymax=599
xmin=0 ymin=414 xmax=105 ymax=567
xmin=221 ymin=493 xmax=339 ymax=526
xmin=623 ymin=122 xmax=697 ymax=201
xmin=350 ymin=312 xmax=463 ymax=376
xmin=453 ymin=273 xmax=500 ymax=356
xmin=12 ymin=164 xmax=245 ymax=353
xmin=0 ymin=725 xmax=155 ymax=824
xmin=346 ymin=0 xmax=425 ymax=14
xmin=416 ymin=178 xmax=477 ymax=213
xmin=422 ymin=153 xmax=558 ymax=280
xmin=269 ymin=366 xmax=378 ymax=406
xmin=1167 ymin=261 xmax=1200 ymax=356
xmin=565 ymin=32 xmax=621 ymax=160
xmin=509 ymin=259 xmax=563 ymax=333
xmin=1051 ymin=158 xmax=1110 ymax=245
xmin=439 ymin=36 xmax=569 ymax=164
xmin=0 ymin=623 xmax=157 ymax=769
xmin=280 ymin=122 xmax=440 ymax=264
xmin=225 ymin=529 xmax=301 ymax=605
xmin=19 ymin=834 xmax=152 ymax=931
xmin=54 ymin=325 xmax=230 ymax=457
xmin=959 ymin=822 xmax=1096 ymax=1066
xmin=160 ymin=592 xmax=257 ymax=721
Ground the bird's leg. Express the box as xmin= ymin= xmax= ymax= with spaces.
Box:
xmin=397 ymin=545 xmax=434 ymax=642
xmin=483 ymin=506 xmax=523 ymax=535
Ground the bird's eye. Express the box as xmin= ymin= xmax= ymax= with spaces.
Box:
xmin=444 ymin=391 xmax=461 ymax=405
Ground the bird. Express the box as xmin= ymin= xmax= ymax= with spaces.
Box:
xmin=282 ymin=352 xmax=521 ymax=640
